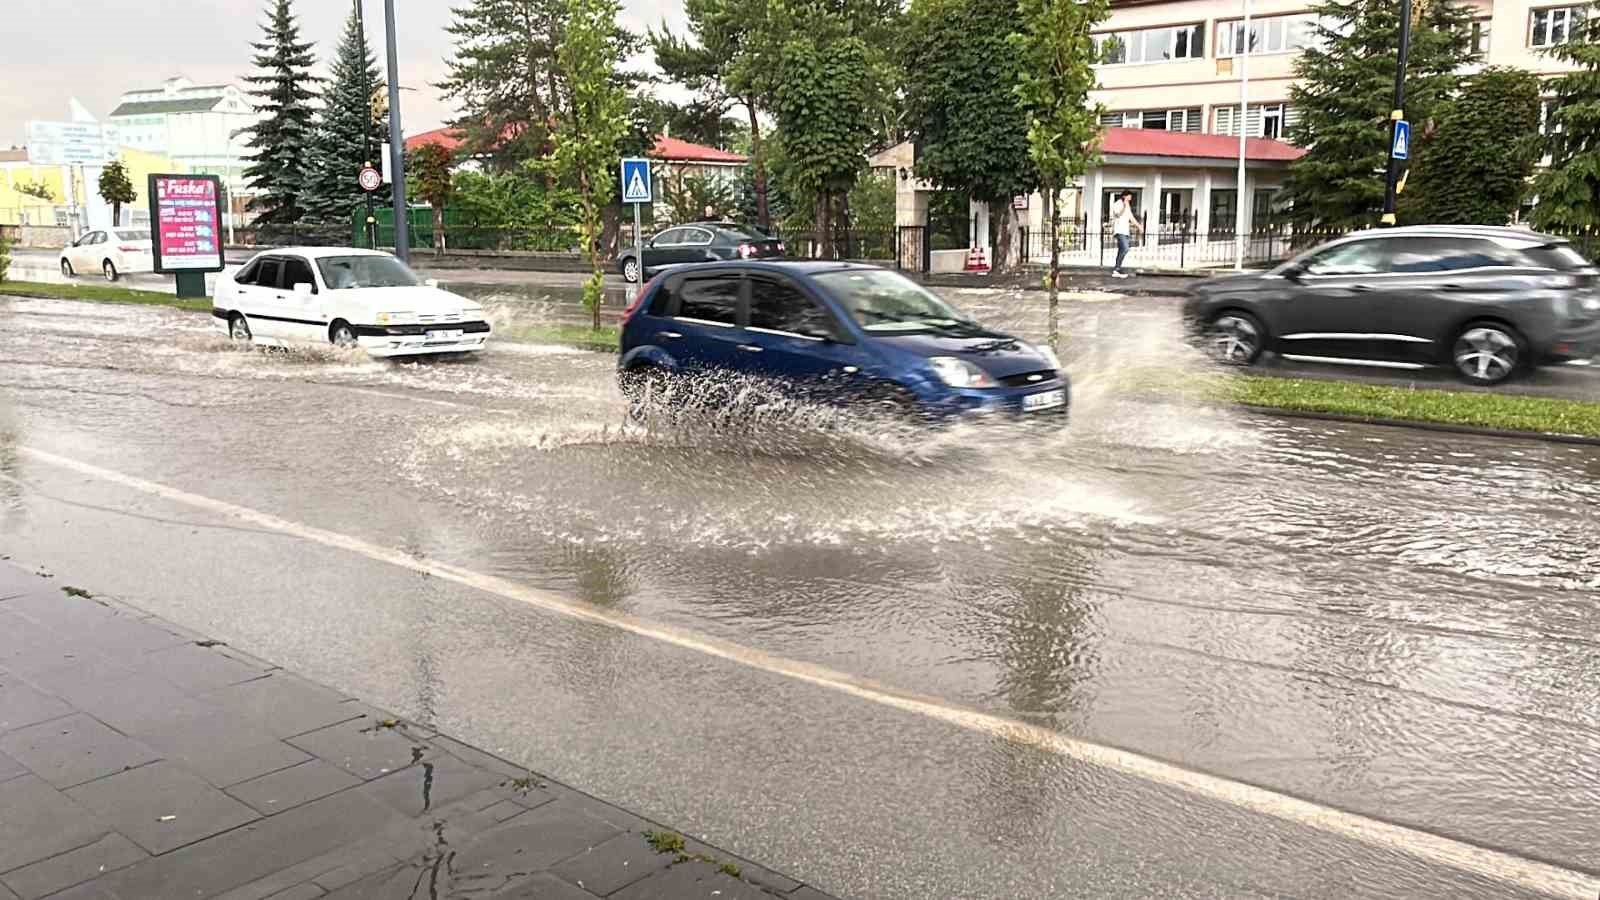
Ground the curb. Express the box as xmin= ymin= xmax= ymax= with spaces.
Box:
xmin=1238 ymin=404 xmax=1600 ymax=447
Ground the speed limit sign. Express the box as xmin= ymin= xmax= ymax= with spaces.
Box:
xmin=358 ymin=165 xmax=382 ymax=192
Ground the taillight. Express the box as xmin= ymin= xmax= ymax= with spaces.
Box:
xmin=737 ymin=243 xmax=754 ymax=259
xmin=621 ymin=274 xmax=663 ymax=325
xmin=119 ymin=244 xmax=141 ymax=252
xmin=777 ymin=242 xmax=786 ymax=254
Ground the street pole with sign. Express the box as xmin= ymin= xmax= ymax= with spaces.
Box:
xmin=355 ymin=0 xmax=377 ymax=249
xmin=621 ymin=158 xmax=652 ymax=288
xmin=383 ymin=0 xmax=409 ymax=262
xmin=1381 ymin=0 xmax=1414 ymax=226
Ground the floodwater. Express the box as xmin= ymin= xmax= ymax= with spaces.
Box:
xmin=2 ymin=293 xmax=1598 ymax=898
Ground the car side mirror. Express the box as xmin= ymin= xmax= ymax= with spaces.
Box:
xmin=1282 ymin=265 xmax=1304 ymax=283
xmin=293 ymin=282 xmax=314 ymax=295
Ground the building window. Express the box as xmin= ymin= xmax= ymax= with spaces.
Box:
xmin=1531 ymin=6 xmax=1584 ymax=48
xmin=1100 ymin=108 xmax=1203 ymax=132
xmin=1210 ymin=190 xmax=1238 ymax=234
xmin=1261 ymin=105 xmax=1284 ymax=140
xmin=1217 ymin=13 xmax=1320 ymax=56
xmin=1216 ymin=103 xmax=1294 ymax=141
xmin=1094 ymin=24 xmax=1204 ymax=65
xmin=1467 ymin=18 xmax=1491 ymax=58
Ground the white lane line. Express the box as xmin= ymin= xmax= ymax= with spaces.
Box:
xmin=16 ymin=445 xmax=1599 ymax=900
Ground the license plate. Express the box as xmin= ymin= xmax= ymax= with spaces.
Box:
xmin=1023 ymin=389 xmax=1065 ymax=412
xmin=426 ymin=329 xmax=464 ymax=342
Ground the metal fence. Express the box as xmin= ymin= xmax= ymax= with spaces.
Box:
xmin=1019 ymin=220 xmax=1345 ymax=271
xmin=775 ymin=228 xmax=898 ymax=263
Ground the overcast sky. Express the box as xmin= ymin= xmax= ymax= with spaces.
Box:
xmin=3 ymin=0 xmax=687 ymax=147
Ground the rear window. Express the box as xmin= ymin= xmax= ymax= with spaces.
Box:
xmin=676 ymin=276 xmax=740 ymax=325
xmin=1522 ymin=243 xmax=1593 ymax=271
xmin=113 ymin=230 xmax=152 ymax=242
xmin=721 ymin=225 xmax=773 ymax=241
xmin=256 ymin=258 xmax=283 ymax=289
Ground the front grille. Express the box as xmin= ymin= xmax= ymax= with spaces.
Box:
xmin=999 ymin=370 xmax=1058 ymax=387
xmin=416 ymin=312 xmax=464 ymax=324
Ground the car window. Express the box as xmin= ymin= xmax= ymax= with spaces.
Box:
xmin=1522 ymin=242 xmax=1592 ymax=271
xmin=1303 ymin=240 xmax=1388 ymax=276
xmin=748 ymin=277 xmax=836 ymax=337
xmin=653 ymin=228 xmax=686 ymax=246
xmin=316 ymin=255 xmax=419 ymax=289
xmin=722 ymin=225 xmax=773 ymax=241
xmin=1387 ymin=238 xmax=1515 ymax=273
xmin=675 ymin=275 xmax=741 ymax=325
xmin=282 ymin=257 xmax=317 ymax=291
xmin=233 ymin=258 xmax=261 ymax=285
xmin=112 ymin=230 xmax=152 ymax=242
xmin=256 ymin=258 xmax=283 ymax=290
xmin=683 ymin=228 xmax=714 ymax=246
xmin=813 ymin=268 xmax=968 ymax=333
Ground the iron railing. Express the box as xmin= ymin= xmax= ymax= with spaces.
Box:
xmin=1019 ymin=221 xmax=1345 ymax=270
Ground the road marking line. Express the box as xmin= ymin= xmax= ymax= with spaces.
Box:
xmin=16 ymin=444 xmax=1599 ymax=899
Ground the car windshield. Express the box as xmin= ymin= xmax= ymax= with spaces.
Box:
xmin=315 ymin=255 xmax=420 ymax=289
xmin=113 ymin=230 xmax=152 ymax=242
xmin=814 ymin=268 xmax=970 ymax=332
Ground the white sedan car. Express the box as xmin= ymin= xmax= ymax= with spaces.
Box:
xmin=59 ymin=228 xmax=155 ymax=282
xmin=211 ymin=247 xmax=491 ymax=357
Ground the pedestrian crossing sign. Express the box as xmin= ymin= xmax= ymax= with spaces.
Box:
xmin=1392 ymin=120 xmax=1410 ymax=161
xmin=621 ymin=157 xmax=652 ymax=204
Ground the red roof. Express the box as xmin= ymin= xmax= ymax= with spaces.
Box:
xmin=404 ymin=127 xmax=467 ymax=154
xmin=650 ymin=135 xmax=746 ymax=165
xmin=1099 ymin=127 xmax=1305 ymax=162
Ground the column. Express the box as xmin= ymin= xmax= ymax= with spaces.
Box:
xmin=1197 ymin=170 xmax=1214 ymax=237
xmin=1145 ymin=170 xmax=1163 ymax=249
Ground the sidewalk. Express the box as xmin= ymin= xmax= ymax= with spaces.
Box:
xmin=0 ymin=563 xmax=837 ymax=900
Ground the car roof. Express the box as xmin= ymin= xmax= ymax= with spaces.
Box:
xmin=661 ymin=260 xmax=873 ymax=277
xmin=251 ymin=247 xmax=394 ymax=259
xmin=1343 ymin=224 xmax=1568 ymax=245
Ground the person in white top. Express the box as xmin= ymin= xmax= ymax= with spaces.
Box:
xmin=1109 ymin=191 xmax=1143 ymax=278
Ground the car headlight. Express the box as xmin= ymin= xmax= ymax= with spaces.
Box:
xmin=374 ymin=312 xmax=413 ymax=325
xmin=928 ymin=356 xmax=994 ymax=388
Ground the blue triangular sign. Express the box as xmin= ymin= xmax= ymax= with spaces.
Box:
xmin=627 ymin=170 xmax=648 ymax=201
xmin=1392 ymin=121 xmax=1410 ymax=160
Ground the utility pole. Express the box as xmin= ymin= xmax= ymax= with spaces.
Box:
xmin=1234 ymin=0 xmax=1252 ymax=271
xmin=355 ymin=0 xmax=377 ymax=249
xmin=383 ymin=0 xmax=409 ymax=262
xmin=1381 ymin=0 xmax=1414 ymax=226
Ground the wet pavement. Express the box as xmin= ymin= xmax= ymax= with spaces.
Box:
xmin=2 ymin=294 xmax=1599 ymax=898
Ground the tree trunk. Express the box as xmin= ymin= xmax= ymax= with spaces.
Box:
xmin=112 ymin=201 xmax=121 ymax=227
xmin=745 ymin=99 xmax=771 ymax=231
xmin=432 ymin=203 xmax=446 ymax=258
xmin=815 ymin=191 xmax=834 ymax=260
xmin=1047 ymin=180 xmax=1061 ymax=353
xmin=600 ymin=203 xmax=621 ymax=258
xmin=990 ymin=199 xmax=1017 ymax=274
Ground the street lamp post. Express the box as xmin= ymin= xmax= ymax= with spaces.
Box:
xmin=1234 ymin=0 xmax=1252 ymax=271
xmin=1381 ymin=0 xmax=1414 ymax=226
xmin=383 ymin=0 xmax=409 ymax=262
xmin=355 ymin=0 xmax=376 ymax=249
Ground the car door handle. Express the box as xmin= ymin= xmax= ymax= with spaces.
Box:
xmin=657 ymin=330 xmax=682 ymax=340
xmin=737 ymin=344 xmax=763 ymax=353
xmin=1346 ymin=285 xmax=1375 ymax=293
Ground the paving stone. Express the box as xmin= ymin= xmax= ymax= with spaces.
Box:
xmin=0 ymin=615 xmax=96 ymax=676
xmin=309 ymin=846 xmax=404 ymax=892
xmin=0 ymin=714 xmax=158 ymax=789
xmin=135 ymin=642 xmax=272 ymax=694
xmin=540 ymin=781 xmax=652 ymax=834
xmin=0 ymin=748 xmax=27 ymax=783
xmin=680 ymin=839 xmax=802 ymax=895
xmin=317 ymin=863 xmax=421 ymax=900
xmin=266 ymin=885 xmax=326 ymax=900
xmin=227 ymin=760 xmax=362 ymax=816
xmin=0 ymin=833 xmax=147 ymax=900
xmin=97 ymin=788 xmax=402 ymax=899
xmin=27 ymin=881 xmax=117 ymax=900
xmin=490 ymin=872 xmax=602 ymax=899
xmin=481 ymin=799 xmax=531 ymax=824
xmin=129 ymin=706 xmax=311 ymax=787
xmin=0 ymin=676 xmax=71 ymax=735
xmin=610 ymin=858 xmax=772 ymax=900
xmin=551 ymin=832 xmax=675 ymax=896
xmin=0 ymin=563 xmax=51 ymax=600
xmin=0 ymin=775 xmax=105 ymax=873
xmin=27 ymin=663 xmax=217 ymax=736
xmin=13 ymin=597 xmax=190 ymax=661
xmin=286 ymin=716 xmax=428 ymax=781
xmin=199 ymin=674 xmax=359 ymax=740
xmin=65 ymin=761 xmax=260 ymax=855
xmin=428 ymin=734 xmax=536 ymax=780
xmin=357 ymin=752 xmax=502 ymax=819
xmin=783 ymin=887 xmax=840 ymax=900
xmin=0 ymin=880 xmax=15 ymax=900
xmin=449 ymin=801 xmax=623 ymax=881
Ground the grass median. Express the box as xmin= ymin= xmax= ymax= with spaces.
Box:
xmin=0 ymin=279 xmax=211 ymax=312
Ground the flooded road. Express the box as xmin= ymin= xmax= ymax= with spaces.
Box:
xmin=2 ymin=294 xmax=1598 ymax=898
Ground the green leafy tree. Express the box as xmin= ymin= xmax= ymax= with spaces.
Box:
xmin=1282 ymin=0 xmax=1472 ymax=229
xmin=660 ymin=171 xmax=737 ymax=225
xmin=902 ymin=0 xmax=1038 ymax=271
xmin=773 ymin=26 xmax=874 ymax=257
xmin=438 ymin=0 xmax=565 ymax=170
xmin=450 ymin=167 xmax=580 ymax=250
xmin=410 ymin=142 xmax=456 ymax=255
xmin=1532 ymin=4 xmax=1600 ymax=229
xmin=1409 ymin=67 xmax=1541 ymax=225
xmin=304 ymin=6 xmax=388 ymax=225
xmin=97 ymin=159 xmax=137 ymax=227
xmin=242 ymin=0 xmax=320 ymax=229
xmin=848 ymin=171 xmax=896 ymax=233
xmin=1012 ymin=0 xmax=1108 ymax=349
xmin=555 ymin=0 xmax=633 ymax=330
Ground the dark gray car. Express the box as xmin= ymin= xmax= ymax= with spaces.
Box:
xmin=1183 ymin=225 xmax=1600 ymax=385
xmin=618 ymin=222 xmax=784 ymax=283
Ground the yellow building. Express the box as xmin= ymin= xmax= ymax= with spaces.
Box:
xmin=0 ymin=145 xmax=187 ymax=231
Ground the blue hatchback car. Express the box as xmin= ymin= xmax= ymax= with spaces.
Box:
xmin=617 ymin=261 xmax=1069 ymax=422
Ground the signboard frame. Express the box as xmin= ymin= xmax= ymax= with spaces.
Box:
xmin=358 ymin=165 xmax=383 ymax=193
xmin=148 ymin=173 xmax=227 ymax=277
xmin=620 ymin=158 xmax=652 ymax=205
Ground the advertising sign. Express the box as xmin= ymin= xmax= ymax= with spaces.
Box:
xmin=27 ymin=121 xmax=118 ymax=165
xmin=148 ymin=174 xmax=226 ymax=274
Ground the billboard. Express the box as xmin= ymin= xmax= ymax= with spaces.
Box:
xmin=148 ymin=174 xmax=226 ymax=274
xmin=27 ymin=121 xmax=119 ymax=166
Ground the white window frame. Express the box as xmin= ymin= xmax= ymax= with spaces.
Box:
xmin=1093 ymin=23 xmax=1205 ymax=66
xmin=1216 ymin=103 xmax=1289 ymax=139
xmin=1217 ymin=13 xmax=1320 ymax=57
xmin=1531 ymin=6 xmax=1584 ymax=48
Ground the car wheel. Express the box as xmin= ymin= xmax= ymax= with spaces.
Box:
xmin=330 ymin=321 xmax=359 ymax=350
xmin=1453 ymin=322 xmax=1522 ymax=386
xmin=228 ymin=313 xmax=253 ymax=344
xmin=1207 ymin=312 xmax=1264 ymax=366
xmin=60 ymin=259 xmax=74 ymax=278
xmin=102 ymin=260 xmax=118 ymax=283
xmin=621 ymin=257 xmax=641 ymax=284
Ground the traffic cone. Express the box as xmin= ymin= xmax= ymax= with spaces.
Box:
xmin=964 ymin=246 xmax=990 ymax=274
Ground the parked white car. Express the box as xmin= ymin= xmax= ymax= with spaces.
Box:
xmin=211 ymin=248 xmax=491 ymax=357
xmin=59 ymin=228 xmax=154 ymax=282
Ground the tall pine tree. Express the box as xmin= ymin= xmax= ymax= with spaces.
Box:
xmin=303 ymin=4 xmax=388 ymax=226
xmin=437 ymin=0 xmax=565 ymax=170
xmin=242 ymin=0 xmax=319 ymax=229
xmin=1281 ymin=0 xmax=1470 ymax=229
xmin=1531 ymin=1 xmax=1600 ymax=229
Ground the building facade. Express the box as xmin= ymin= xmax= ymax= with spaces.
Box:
xmin=107 ymin=76 xmax=259 ymax=202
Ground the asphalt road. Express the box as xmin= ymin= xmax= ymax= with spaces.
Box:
xmin=2 ymin=295 xmax=1598 ymax=899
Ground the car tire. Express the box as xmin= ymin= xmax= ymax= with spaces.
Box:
xmin=1207 ymin=311 xmax=1265 ymax=366
xmin=102 ymin=260 xmax=118 ymax=283
xmin=60 ymin=259 xmax=74 ymax=278
xmin=330 ymin=320 xmax=359 ymax=350
xmin=1452 ymin=321 xmax=1523 ymax=386
xmin=621 ymin=256 xmax=641 ymax=284
xmin=228 ymin=313 xmax=253 ymax=344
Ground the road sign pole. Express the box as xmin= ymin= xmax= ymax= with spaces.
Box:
xmin=383 ymin=0 xmax=409 ymax=262
xmin=1381 ymin=0 xmax=1413 ymax=227
xmin=633 ymin=202 xmax=643 ymax=289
